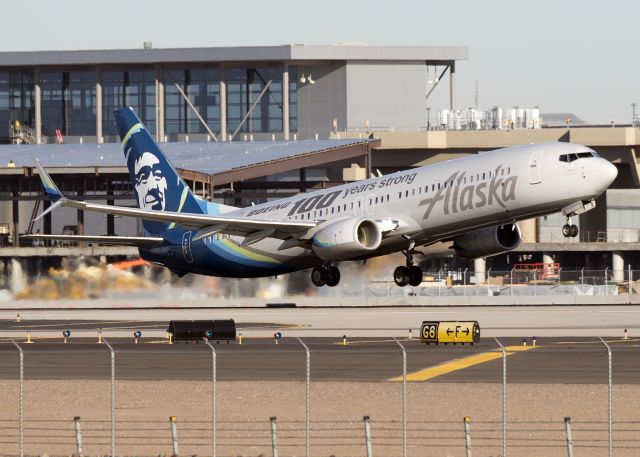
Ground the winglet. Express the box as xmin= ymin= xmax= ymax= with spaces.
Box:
xmin=34 ymin=159 xmax=64 ymax=202
xmin=33 ymin=199 xmax=64 ymax=222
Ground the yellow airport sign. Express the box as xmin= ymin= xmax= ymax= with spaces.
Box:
xmin=421 ymin=321 xmax=480 ymax=345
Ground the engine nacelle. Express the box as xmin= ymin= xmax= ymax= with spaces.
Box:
xmin=452 ymin=223 xmax=521 ymax=259
xmin=312 ymin=217 xmax=382 ymax=260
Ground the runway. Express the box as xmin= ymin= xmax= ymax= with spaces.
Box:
xmin=0 ymin=305 xmax=637 ymax=383
xmin=1 ymin=305 xmax=639 ymax=337
xmin=0 ymin=336 xmax=637 ymax=383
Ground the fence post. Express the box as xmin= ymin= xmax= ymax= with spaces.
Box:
xmin=510 ymin=268 xmax=514 ymax=296
xmin=629 ymin=265 xmax=632 ymax=304
xmin=463 ymin=267 xmax=468 ymax=296
xmin=464 ymin=416 xmax=472 ymax=457
xmin=270 ymin=416 xmax=279 ymax=457
xmin=170 ymin=416 xmax=179 ymax=457
xmin=10 ymin=339 xmax=23 ymax=457
xmin=74 ymin=416 xmax=84 ymax=457
xmin=103 ymin=339 xmax=115 ymax=457
xmin=493 ymin=337 xmax=507 ymax=457
xmin=364 ymin=416 xmax=373 ymax=457
xmin=393 ymin=337 xmax=407 ymax=457
xmin=599 ymin=337 xmax=612 ymax=457
xmin=297 ymin=337 xmax=310 ymax=457
xmin=564 ymin=416 xmax=573 ymax=457
xmin=206 ymin=341 xmax=217 ymax=457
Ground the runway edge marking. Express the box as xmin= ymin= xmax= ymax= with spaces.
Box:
xmin=388 ymin=345 xmax=535 ymax=382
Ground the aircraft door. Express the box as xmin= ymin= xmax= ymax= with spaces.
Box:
xmin=182 ymin=231 xmax=194 ymax=264
xmin=528 ymin=151 xmax=543 ymax=184
xmin=366 ymin=194 xmax=375 ymax=215
xmin=354 ymin=197 xmax=364 ymax=217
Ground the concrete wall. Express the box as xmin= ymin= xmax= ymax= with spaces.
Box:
xmin=345 ymin=61 xmax=426 ymax=131
xmin=296 ymin=64 xmax=347 ymax=139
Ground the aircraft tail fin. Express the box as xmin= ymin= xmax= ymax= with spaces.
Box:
xmin=115 ymin=107 xmax=206 ymax=234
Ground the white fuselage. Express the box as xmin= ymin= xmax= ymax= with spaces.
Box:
xmin=184 ymin=142 xmax=616 ymax=276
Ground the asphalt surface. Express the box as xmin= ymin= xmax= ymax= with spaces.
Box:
xmin=0 ymin=306 xmax=638 ymax=383
xmin=0 ymin=336 xmax=637 ymax=383
xmin=2 ymin=305 xmax=640 ymax=337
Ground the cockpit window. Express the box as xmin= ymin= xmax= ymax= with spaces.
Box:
xmin=559 ymin=151 xmax=596 ymax=163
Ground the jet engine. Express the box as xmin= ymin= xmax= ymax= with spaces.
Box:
xmin=311 ymin=217 xmax=382 ymax=260
xmin=452 ymin=223 xmax=521 ymax=259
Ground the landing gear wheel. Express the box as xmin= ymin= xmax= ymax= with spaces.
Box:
xmin=394 ymin=266 xmax=411 ymax=287
xmin=569 ymin=224 xmax=579 ymax=238
xmin=311 ymin=267 xmax=327 ymax=287
xmin=326 ymin=266 xmax=341 ymax=287
xmin=409 ymin=266 xmax=423 ymax=287
xmin=562 ymin=224 xmax=571 ymax=237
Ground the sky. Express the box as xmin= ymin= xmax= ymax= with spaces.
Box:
xmin=2 ymin=0 xmax=638 ymax=124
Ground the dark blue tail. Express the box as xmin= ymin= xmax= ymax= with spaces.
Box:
xmin=115 ymin=107 xmax=204 ymax=234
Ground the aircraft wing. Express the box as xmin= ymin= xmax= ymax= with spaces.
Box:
xmin=58 ymin=199 xmax=315 ymax=237
xmin=33 ymin=159 xmax=316 ymax=242
xmin=21 ymin=234 xmax=164 ymax=247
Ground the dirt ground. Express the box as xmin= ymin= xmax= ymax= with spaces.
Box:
xmin=0 ymin=380 xmax=637 ymax=457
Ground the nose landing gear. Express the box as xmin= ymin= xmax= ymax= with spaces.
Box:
xmin=393 ymin=249 xmax=423 ymax=287
xmin=562 ymin=217 xmax=579 ymax=238
xmin=311 ymin=265 xmax=341 ymax=287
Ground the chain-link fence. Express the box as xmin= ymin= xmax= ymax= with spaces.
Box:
xmin=363 ymin=269 xmax=640 ymax=300
xmin=1 ymin=336 xmax=639 ymax=456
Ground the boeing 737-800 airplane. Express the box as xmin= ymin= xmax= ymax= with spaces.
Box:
xmin=28 ymin=107 xmax=618 ymax=287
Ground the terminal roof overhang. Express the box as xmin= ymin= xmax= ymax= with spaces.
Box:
xmin=0 ymin=138 xmax=379 ymax=187
xmin=0 ymin=44 xmax=468 ymax=66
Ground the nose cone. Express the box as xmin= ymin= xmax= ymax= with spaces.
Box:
xmin=603 ymin=159 xmax=618 ymax=185
xmin=597 ymin=159 xmax=618 ymax=192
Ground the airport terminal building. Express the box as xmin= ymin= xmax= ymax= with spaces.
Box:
xmin=1 ymin=44 xmax=640 ymax=285
xmin=0 ymin=44 xmax=466 ymax=144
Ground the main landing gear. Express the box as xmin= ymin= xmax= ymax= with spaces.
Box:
xmin=393 ymin=249 xmax=423 ymax=287
xmin=562 ymin=217 xmax=579 ymax=238
xmin=311 ymin=264 xmax=341 ymax=287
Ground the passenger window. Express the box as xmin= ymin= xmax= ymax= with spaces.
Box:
xmin=387 ymin=195 xmax=390 ymax=202
xmin=482 ymin=173 xmax=486 ymax=180
xmin=405 ymin=190 xmax=409 ymax=197
xmin=398 ymin=191 xmax=402 ymax=199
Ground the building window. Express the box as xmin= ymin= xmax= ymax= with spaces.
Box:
xmin=103 ymin=69 xmax=156 ymax=137
xmin=227 ymin=66 xmax=289 ymax=135
xmin=0 ymin=70 xmax=34 ymax=139
xmin=40 ymin=70 xmax=96 ymax=137
xmin=165 ymin=68 xmax=219 ymax=135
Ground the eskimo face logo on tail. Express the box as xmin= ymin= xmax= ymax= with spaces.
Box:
xmin=134 ymin=152 xmax=168 ymax=211
xmin=419 ymin=165 xmax=517 ymax=220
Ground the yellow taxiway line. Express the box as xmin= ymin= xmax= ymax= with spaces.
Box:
xmin=389 ymin=345 xmax=535 ymax=382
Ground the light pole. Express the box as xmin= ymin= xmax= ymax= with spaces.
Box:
xmin=632 ymin=103 xmax=637 ymax=127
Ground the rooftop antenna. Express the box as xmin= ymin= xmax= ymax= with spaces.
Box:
xmin=474 ymin=80 xmax=479 ymax=110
